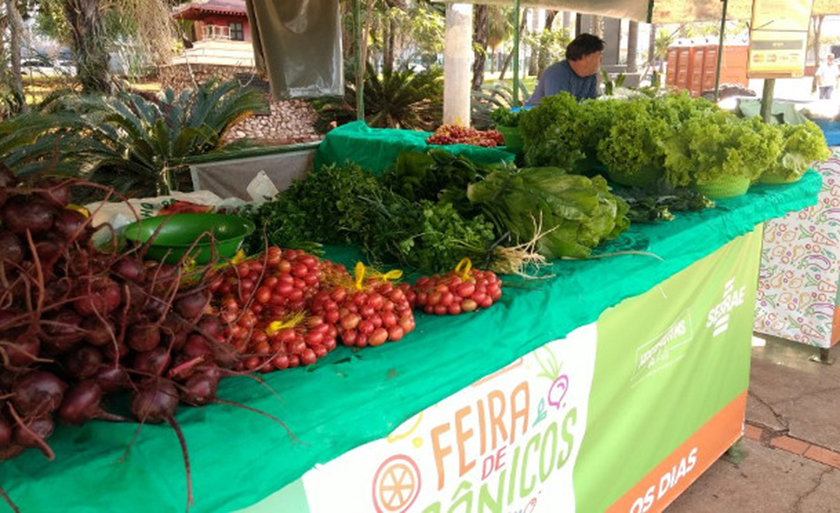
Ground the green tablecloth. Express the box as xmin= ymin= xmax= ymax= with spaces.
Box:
xmin=0 ymin=171 xmax=821 ymax=512
xmin=314 ymin=120 xmax=515 ymax=174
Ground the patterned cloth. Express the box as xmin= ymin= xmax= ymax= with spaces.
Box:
xmin=755 ymin=158 xmax=840 ymax=348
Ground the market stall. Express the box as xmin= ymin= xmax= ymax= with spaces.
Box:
xmin=0 ymin=167 xmax=819 ymax=512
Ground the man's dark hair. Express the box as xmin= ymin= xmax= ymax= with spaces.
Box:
xmin=566 ymin=33 xmax=606 ymax=61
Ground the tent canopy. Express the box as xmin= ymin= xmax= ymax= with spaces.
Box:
xmin=434 ymin=0 xmax=836 ymax=24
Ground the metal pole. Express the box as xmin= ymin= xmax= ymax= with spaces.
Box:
xmin=714 ymin=0 xmax=728 ymax=102
xmin=513 ymin=0 xmax=521 ymax=108
xmin=354 ymin=0 xmax=364 ymax=120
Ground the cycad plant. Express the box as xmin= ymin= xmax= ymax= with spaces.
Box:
xmin=0 ymin=79 xmax=265 ymax=197
xmin=312 ymin=64 xmax=443 ymax=132
xmin=80 ymin=79 xmax=266 ymax=196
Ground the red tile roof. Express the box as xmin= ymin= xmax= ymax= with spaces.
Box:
xmin=173 ymin=0 xmax=247 ymax=20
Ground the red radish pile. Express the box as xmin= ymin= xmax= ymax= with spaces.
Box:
xmin=426 ymin=124 xmax=505 ymax=147
xmin=310 ymin=264 xmax=415 ymax=347
xmin=413 ymin=259 xmax=503 ymax=315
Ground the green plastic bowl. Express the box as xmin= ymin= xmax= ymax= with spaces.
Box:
xmin=123 ymin=213 xmax=255 ymax=264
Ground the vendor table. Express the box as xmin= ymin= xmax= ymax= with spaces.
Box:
xmin=0 ymin=172 xmax=820 ymax=513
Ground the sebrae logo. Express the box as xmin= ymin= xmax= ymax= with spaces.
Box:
xmin=706 ymin=277 xmax=746 ymax=337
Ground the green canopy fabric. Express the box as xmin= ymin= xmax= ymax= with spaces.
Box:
xmin=0 ymin=170 xmax=821 ymax=512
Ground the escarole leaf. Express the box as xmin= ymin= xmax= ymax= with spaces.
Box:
xmin=467 ymin=167 xmax=629 ymax=259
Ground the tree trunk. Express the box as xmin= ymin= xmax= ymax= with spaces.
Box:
xmin=383 ymin=17 xmax=395 ymax=73
xmin=648 ymin=23 xmax=657 ymax=68
xmin=63 ymin=0 xmax=113 ymax=94
xmin=537 ymin=10 xmax=558 ymax=77
xmin=498 ymin=13 xmax=529 ymax=81
xmin=5 ymin=0 xmax=26 ymax=108
xmin=528 ymin=10 xmax=538 ymax=76
xmin=627 ymin=20 xmax=638 ymax=73
xmin=811 ymin=15 xmax=824 ymax=65
xmin=471 ymin=5 xmax=488 ymax=90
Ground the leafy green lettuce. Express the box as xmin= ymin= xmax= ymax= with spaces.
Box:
xmin=760 ymin=121 xmax=830 ymax=183
xmin=467 ymin=166 xmax=630 ymax=259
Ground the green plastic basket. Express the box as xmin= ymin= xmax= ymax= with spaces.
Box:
xmin=123 ymin=213 xmax=255 ymax=264
xmin=692 ymin=176 xmax=751 ymax=199
xmin=757 ymin=170 xmax=803 ymax=185
xmin=497 ymin=125 xmax=523 ymax=154
xmin=606 ymin=166 xmax=663 ymax=188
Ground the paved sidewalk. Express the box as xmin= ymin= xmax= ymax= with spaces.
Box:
xmin=668 ymin=336 xmax=840 ymax=512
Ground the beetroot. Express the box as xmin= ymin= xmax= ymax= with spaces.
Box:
xmin=57 ymin=380 xmax=127 ymax=426
xmin=180 ymin=371 xmax=218 ymax=406
xmin=128 ymin=324 xmax=161 ymax=352
xmin=0 ymin=231 xmax=24 ymax=265
xmin=93 ymin=366 xmax=131 ymax=393
xmin=0 ymin=414 xmax=11 ymax=447
xmin=72 ymin=276 xmax=122 ymax=317
xmin=102 ymin=339 xmax=130 ymax=361
xmin=54 ymin=209 xmax=91 ymax=243
xmin=131 ymin=379 xmax=179 ymax=424
xmin=12 ymin=415 xmax=55 ymax=459
xmin=174 ymin=290 xmax=210 ymax=321
xmin=113 ymin=257 xmax=146 ymax=283
xmin=11 ymin=371 xmax=67 ymax=416
xmin=34 ymin=178 xmax=72 ymax=209
xmin=34 ymin=235 xmax=66 ymax=264
xmin=40 ymin=309 xmax=85 ymax=353
xmin=133 ymin=347 xmax=171 ymax=377
xmin=4 ymin=333 xmax=41 ymax=366
xmin=64 ymin=346 xmax=103 ymax=379
xmin=81 ymin=317 xmax=116 ymax=347
xmin=1 ymin=196 xmax=56 ymax=235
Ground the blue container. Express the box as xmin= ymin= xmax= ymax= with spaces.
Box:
xmin=814 ymin=119 xmax=840 ymax=146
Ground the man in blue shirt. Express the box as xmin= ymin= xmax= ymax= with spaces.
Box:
xmin=526 ymin=33 xmax=606 ymax=106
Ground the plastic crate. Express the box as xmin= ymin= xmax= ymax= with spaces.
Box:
xmin=814 ymin=120 xmax=840 ymax=147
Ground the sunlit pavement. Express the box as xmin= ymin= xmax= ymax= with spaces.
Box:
xmin=667 ymin=336 xmax=840 ymax=512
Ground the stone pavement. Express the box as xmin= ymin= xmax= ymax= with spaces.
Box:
xmin=667 ymin=336 xmax=840 ymax=512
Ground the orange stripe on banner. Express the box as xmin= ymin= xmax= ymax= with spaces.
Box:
xmin=606 ymin=391 xmax=748 ymax=513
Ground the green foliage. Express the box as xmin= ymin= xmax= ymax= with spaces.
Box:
xmin=80 ymin=79 xmax=264 ymax=196
xmin=242 ymin=163 xmax=384 ymax=253
xmin=612 ymin=179 xmax=715 ymax=223
xmin=381 ymin=149 xmax=495 ymax=203
xmin=471 ymin=81 xmax=530 ymax=130
xmin=312 ymin=64 xmax=443 ymax=132
xmin=662 ymin=111 xmax=783 ymax=187
xmin=0 ymin=79 xmax=264 ymax=196
xmin=761 ymin=121 xmax=831 ymax=183
xmin=467 ymin=166 xmax=630 ymax=259
xmin=597 ymin=98 xmax=671 ymax=187
xmin=489 ymin=107 xmax=524 ymax=128
xmin=601 ymin=70 xmax=626 ymax=96
xmin=519 ymin=92 xmax=585 ymax=171
xmin=360 ymin=191 xmax=498 ymax=273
